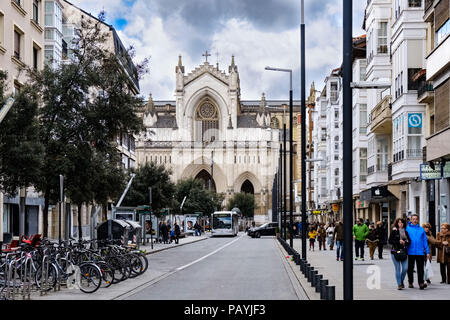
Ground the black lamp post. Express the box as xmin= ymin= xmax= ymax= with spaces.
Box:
xmin=300 ymin=0 xmax=307 ymax=260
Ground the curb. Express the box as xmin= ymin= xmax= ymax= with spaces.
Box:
xmin=142 ymin=237 xmax=208 ymax=255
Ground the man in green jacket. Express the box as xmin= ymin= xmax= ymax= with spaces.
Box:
xmin=353 ymin=218 xmax=369 ymax=261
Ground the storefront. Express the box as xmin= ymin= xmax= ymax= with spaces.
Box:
xmin=355 ymin=199 xmax=370 ymax=220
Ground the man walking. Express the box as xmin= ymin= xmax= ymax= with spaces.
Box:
xmin=353 ymin=218 xmax=369 ymax=261
xmin=161 ymin=222 xmax=168 ymax=244
xmin=334 ymin=219 xmax=344 ymax=261
xmin=174 ymin=222 xmax=181 ymax=244
xmin=406 ymin=214 xmax=431 ymax=290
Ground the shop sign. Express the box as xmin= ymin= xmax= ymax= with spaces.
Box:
xmin=332 ymin=204 xmax=339 ymax=213
xmin=420 ymin=164 xmax=442 ymax=180
xmin=312 ymin=210 xmax=322 ymax=215
xmin=355 ymin=200 xmax=368 ymax=209
xmin=444 ymin=163 xmax=450 ymax=179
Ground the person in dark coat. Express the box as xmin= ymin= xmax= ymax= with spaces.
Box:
xmin=366 ymin=223 xmax=378 ymax=260
xmin=389 ymin=218 xmax=411 ymax=290
xmin=161 ymin=222 xmax=169 ymax=244
xmin=174 ymin=222 xmax=181 ymax=244
xmin=375 ymin=221 xmax=386 ymax=259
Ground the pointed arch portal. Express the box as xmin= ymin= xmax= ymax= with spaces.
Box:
xmin=195 ymin=169 xmax=216 ymax=193
xmin=241 ymin=180 xmax=254 ymax=195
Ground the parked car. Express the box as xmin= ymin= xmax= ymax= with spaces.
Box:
xmin=247 ymin=223 xmax=278 ymax=238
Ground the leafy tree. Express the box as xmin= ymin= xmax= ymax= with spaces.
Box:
xmin=121 ymin=163 xmax=175 ymax=216
xmin=173 ymin=178 xmax=224 ymax=216
xmin=19 ymin=17 xmax=147 ymax=237
xmin=0 ymin=70 xmax=44 ymax=197
xmin=227 ymin=192 xmax=257 ymax=217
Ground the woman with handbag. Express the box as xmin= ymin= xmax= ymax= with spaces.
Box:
xmin=435 ymin=223 xmax=450 ymax=284
xmin=388 ymin=218 xmax=411 ymax=290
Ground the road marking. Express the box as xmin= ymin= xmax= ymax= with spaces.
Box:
xmin=114 ymin=235 xmax=243 ymax=300
xmin=176 ymin=235 xmax=243 ymax=272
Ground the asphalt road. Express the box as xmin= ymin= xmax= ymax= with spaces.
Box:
xmin=123 ymin=233 xmax=306 ymax=300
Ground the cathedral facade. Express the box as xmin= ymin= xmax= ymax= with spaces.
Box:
xmin=136 ymin=56 xmax=300 ymax=223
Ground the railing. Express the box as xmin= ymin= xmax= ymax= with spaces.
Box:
xmin=417 ymin=81 xmax=433 ymax=98
xmin=407 ymin=149 xmax=423 ymax=159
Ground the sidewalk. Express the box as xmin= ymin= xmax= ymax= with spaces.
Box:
xmin=280 ymin=238 xmax=450 ymax=300
xmin=27 ymin=234 xmax=208 ymax=300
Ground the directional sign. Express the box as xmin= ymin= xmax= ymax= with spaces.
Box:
xmin=408 ymin=113 xmax=422 ymax=128
xmin=420 ymin=164 xmax=442 ymax=180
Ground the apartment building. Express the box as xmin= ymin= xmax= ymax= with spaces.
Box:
xmin=0 ymin=0 xmax=45 ymax=241
xmin=420 ymin=0 xmax=450 ymax=230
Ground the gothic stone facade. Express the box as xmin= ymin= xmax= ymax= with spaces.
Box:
xmin=136 ymin=57 xmax=299 ymax=223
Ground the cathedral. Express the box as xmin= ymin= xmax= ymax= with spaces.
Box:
xmin=136 ymin=55 xmax=301 ymax=223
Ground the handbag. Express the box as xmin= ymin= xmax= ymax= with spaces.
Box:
xmin=424 ymin=260 xmax=434 ymax=281
xmin=393 ymin=247 xmax=408 ymax=262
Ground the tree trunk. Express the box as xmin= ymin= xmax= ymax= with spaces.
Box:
xmin=43 ymin=188 xmax=50 ymax=238
xmin=78 ymin=203 xmax=82 ymax=241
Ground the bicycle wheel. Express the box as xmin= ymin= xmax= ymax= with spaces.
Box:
xmin=78 ymin=263 xmax=102 ymax=294
xmin=106 ymin=256 xmax=124 ymax=284
xmin=128 ymin=254 xmax=144 ymax=278
xmin=136 ymin=252 xmax=148 ymax=274
xmin=96 ymin=261 xmax=114 ymax=288
xmin=34 ymin=263 xmax=58 ymax=291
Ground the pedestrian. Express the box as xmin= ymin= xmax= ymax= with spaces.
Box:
xmin=158 ymin=221 xmax=163 ymax=243
xmin=174 ymin=222 xmax=181 ymax=244
xmin=366 ymin=223 xmax=379 ymax=260
xmin=406 ymin=214 xmax=431 ymax=290
xmin=298 ymin=221 xmax=303 ymax=238
xmin=334 ymin=219 xmax=344 ymax=261
xmin=308 ymin=227 xmax=318 ymax=251
xmin=375 ymin=221 xmax=386 ymax=259
xmin=365 ymin=219 xmax=370 ymax=227
xmin=423 ymin=223 xmax=438 ymax=285
xmin=435 ymin=223 xmax=450 ymax=284
xmin=388 ymin=218 xmax=411 ymax=290
xmin=161 ymin=222 xmax=169 ymax=244
xmin=353 ymin=218 xmax=369 ymax=261
xmin=326 ymin=223 xmax=335 ymax=250
xmin=317 ymin=224 xmax=327 ymax=250
xmin=194 ymin=221 xmax=200 ymax=236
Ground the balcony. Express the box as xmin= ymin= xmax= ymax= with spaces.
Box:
xmin=426 ymin=36 xmax=450 ymax=81
xmin=406 ymin=149 xmax=423 ymax=159
xmin=417 ymin=81 xmax=434 ymax=103
xmin=369 ymin=95 xmax=392 ymax=134
xmin=426 ymin=127 xmax=450 ymax=161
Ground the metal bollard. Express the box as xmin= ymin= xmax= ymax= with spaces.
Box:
xmin=315 ymin=274 xmax=323 ymax=292
xmin=21 ymin=253 xmax=32 ymax=300
xmin=305 ymin=265 xmax=312 ymax=280
xmin=40 ymin=252 xmax=50 ymax=296
xmin=310 ymin=270 xmax=318 ymax=287
xmin=320 ymin=279 xmax=329 ymax=299
xmin=325 ymin=285 xmax=335 ymax=300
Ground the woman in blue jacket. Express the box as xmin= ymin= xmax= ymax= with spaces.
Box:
xmin=406 ymin=214 xmax=431 ymax=290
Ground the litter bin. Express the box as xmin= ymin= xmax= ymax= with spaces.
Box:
xmin=97 ymin=219 xmax=131 ymax=244
xmin=123 ymin=220 xmax=142 ymax=244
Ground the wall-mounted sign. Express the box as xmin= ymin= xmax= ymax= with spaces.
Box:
xmin=355 ymin=200 xmax=369 ymax=209
xmin=420 ymin=164 xmax=442 ymax=180
xmin=332 ymin=204 xmax=339 ymax=213
xmin=444 ymin=162 xmax=450 ymax=179
xmin=408 ymin=113 xmax=422 ymax=128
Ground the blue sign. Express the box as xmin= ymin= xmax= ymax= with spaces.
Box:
xmin=408 ymin=113 xmax=422 ymax=128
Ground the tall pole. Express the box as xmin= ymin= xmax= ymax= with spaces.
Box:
xmin=279 ymin=143 xmax=283 ymax=238
xmin=59 ymin=174 xmax=64 ymax=243
xmin=289 ymin=73 xmax=294 ymax=249
xmin=149 ymin=187 xmax=153 ymax=250
xmin=343 ymin=0 xmax=354 ymax=301
xmin=283 ymin=120 xmax=287 ymax=242
xmin=300 ymin=0 xmax=307 ymax=260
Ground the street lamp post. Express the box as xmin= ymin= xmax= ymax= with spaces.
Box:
xmin=265 ymin=67 xmax=293 ymax=248
xmin=300 ymin=0 xmax=307 ymax=261
xmin=343 ymin=0 xmax=353 ymax=301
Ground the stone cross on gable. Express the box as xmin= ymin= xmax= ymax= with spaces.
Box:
xmin=202 ymin=50 xmax=211 ymax=62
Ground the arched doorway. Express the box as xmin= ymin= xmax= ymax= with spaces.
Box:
xmin=195 ymin=169 xmax=216 ymax=192
xmin=241 ymin=180 xmax=254 ymax=195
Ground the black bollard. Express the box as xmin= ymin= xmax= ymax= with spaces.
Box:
xmin=326 ymin=285 xmax=335 ymax=300
xmin=315 ymin=274 xmax=323 ymax=292
xmin=310 ymin=270 xmax=318 ymax=286
xmin=320 ymin=279 xmax=329 ymax=299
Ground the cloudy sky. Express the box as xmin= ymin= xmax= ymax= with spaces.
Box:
xmin=69 ymin=0 xmax=366 ymax=100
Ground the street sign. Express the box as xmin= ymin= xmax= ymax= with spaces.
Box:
xmin=444 ymin=162 xmax=450 ymax=179
xmin=420 ymin=164 xmax=442 ymax=180
xmin=408 ymin=113 xmax=422 ymax=128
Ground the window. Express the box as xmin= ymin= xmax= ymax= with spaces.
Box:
xmin=360 ymin=148 xmax=368 ymax=182
xmin=330 ymin=82 xmax=338 ymax=103
xmin=360 ymin=104 xmax=367 ymax=134
xmin=45 ymin=2 xmax=54 ymax=27
xmin=407 ymin=113 xmax=423 ymax=158
xmin=0 ymin=13 xmax=4 ymax=46
xmin=33 ymin=0 xmax=39 ymax=24
xmin=435 ymin=19 xmax=450 ymax=46
xmin=393 ymin=114 xmax=405 ymax=162
xmin=334 ymin=122 xmax=339 ymax=128
xmin=321 ymin=128 xmax=327 ymax=141
xmin=335 ymin=142 xmax=339 ymax=151
xmin=377 ymin=22 xmax=388 ymax=54
xmin=377 ymin=137 xmax=389 ymax=171
xmin=360 ymin=62 xmax=366 ymax=81
xmin=321 ymin=101 xmax=327 ymax=118
xmin=33 ymin=46 xmax=38 ymax=70
xmin=14 ymin=30 xmax=21 ymax=59
xmin=408 ymin=68 xmax=421 ymax=91
xmin=408 ymin=0 xmax=422 ymax=7
xmin=13 ymin=81 xmax=22 ymax=96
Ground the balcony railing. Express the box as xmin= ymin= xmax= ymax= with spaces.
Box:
xmin=368 ymin=164 xmax=388 ymax=176
xmin=407 ymin=149 xmax=423 ymax=159
xmin=417 ymin=81 xmax=433 ymax=98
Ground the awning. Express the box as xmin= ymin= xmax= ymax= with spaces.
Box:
xmin=387 ymin=184 xmax=401 ymax=200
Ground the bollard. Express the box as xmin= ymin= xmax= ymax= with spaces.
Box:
xmin=315 ymin=274 xmax=323 ymax=292
xmin=320 ymin=279 xmax=329 ymax=299
xmin=325 ymin=285 xmax=335 ymax=300
xmin=306 ymin=266 xmax=313 ymax=281
xmin=310 ymin=270 xmax=318 ymax=287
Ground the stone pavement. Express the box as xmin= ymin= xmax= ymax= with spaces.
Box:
xmin=28 ymin=234 xmax=207 ymax=300
xmin=279 ymin=238 xmax=450 ymax=300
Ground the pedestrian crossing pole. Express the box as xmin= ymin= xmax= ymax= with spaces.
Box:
xmin=343 ymin=0 xmax=354 ymax=301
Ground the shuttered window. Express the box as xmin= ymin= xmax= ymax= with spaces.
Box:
xmin=435 ymin=0 xmax=449 ymax=31
xmin=434 ymin=79 xmax=450 ymax=132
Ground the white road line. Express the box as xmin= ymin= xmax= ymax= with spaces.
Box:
xmin=176 ymin=235 xmax=243 ymax=272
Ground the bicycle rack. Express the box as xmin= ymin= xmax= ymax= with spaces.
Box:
xmin=5 ymin=252 xmax=19 ymax=300
xmin=55 ymin=252 xmax=61 ymax=292
xmin=21 ymin=252 xmax=32 ymax=300
xmin=40 ymin=250 xmax=50 ymax=296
